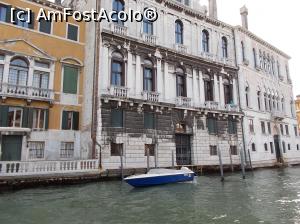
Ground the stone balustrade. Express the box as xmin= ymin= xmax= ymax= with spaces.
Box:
xmin=142 ymin=91 xmax=160 ymax=102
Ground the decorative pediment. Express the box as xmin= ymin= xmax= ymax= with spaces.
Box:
xmin=0 ymin=39 xmax=55 ymax=61
xmin=60 ymin=57 xmax=84 ymax=67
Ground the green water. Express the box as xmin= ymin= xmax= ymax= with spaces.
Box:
xmin=1 ymin=168 xmax=300 ymax=224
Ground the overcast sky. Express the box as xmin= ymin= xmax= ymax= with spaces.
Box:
xmin=208 ymin=0 xmax=300 ymax=97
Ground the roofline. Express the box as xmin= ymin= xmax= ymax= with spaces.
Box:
xmin=235 ymin=25 xmax=291 ymax=59
xmin=24 ymin=0 xmax=65 ymax=11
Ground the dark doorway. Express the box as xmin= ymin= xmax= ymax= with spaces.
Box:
xmin=1 ymin=135 xmax=22 ymax=161
xmin=274 ymin=135 xmax=282 ymax=163
xmin=175 ymin=134 xmax=191 ymax=166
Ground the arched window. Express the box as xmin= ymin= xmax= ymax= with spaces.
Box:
xmin=176 ymin=67 xmax=186 ymax=97
xmin=143 ymin=59 xmax=155 ymax=92
xmin=245 ymin=86 xmax=249 ymax=107
xmin=143 ymin=8 xmax=153 ymax=35
xmin=202 ymin=30 xmax=209 ymax=53
xmin=9 ymin=57 xmax=29 ymax=86
xmin=253 ymin=48 xmax=257 ymax=68
xmin=221 ymin=36 xmax=228 ymax=58
xmin=203 ymin=74 xmax=214 ymax=101
xmin=112 ymin=0 xmax=125 ymax=25
xmin=223 ymin=78 xmax=232 ymax=104
xmin=277 ymin=61 xmax=281 ymax=77
xmin=241 ymin=41 xmax=246 ymax=61
xmin=111 ymin=52 xmax=124 ymax=86
xmin=175 ymin=20 xmax=183 ymax=44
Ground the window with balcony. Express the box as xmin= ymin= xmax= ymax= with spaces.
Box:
xmin=202 ymin=30 xmax=209 ymax=53
xmin=60 ymin=142 xmax=74 ymax=159
xmin=29 ymin=141 xmax=45 ymax=160
xmin=249 ymin=119 xmax=254 ymax=133
xmin=39 ymin=19 xmax=52 ymax=34
xmin=112 ymin=0 xmax=125 ymax=25
xmin=223 ymin=79 xmax=233 ymax=104
xmin=8 ymin=107 xmax=23 ymax=128
xmin=144 ymin=112 xmax=155 ymax=129
xmin=111 ymin=109 xmax=123 ymax=128
xmin=33 ymin=71 xmax=49 ymax=90
xmin=204 ymin=76 xmax=214 ymax=101
xmin=175 ymin=20 xmax=183 ymax=44
xmin=143 ymin=59 xmax=155 ymax=92
xmin=221 ymin=36 xmax=228 ymax=58
xmin=176 ymin=67 xmax=186 ymax=97
xmin=67 ymin=24 xmax=79 ymax=41
xmin=145 ymin=144 xmax=155 ymax=156
xmin=0 ymin=4 xmax=8 ymax=22
xmin=63 ymin=65 xmax=79 ymax=94
xmin=62 ymin=111 xmax=79 ymax=130
xmin=143 ymin=9 xmax=153 ymax=35
xmin=207 ymin=116 xmax=217 ymax=135
xmin=9 ymin=58 xmax=28 ymax=87
xmin=111 ymin=143 xmax=123 ymax=156
xmin=111 ymin=52 xmax=124 ymax=86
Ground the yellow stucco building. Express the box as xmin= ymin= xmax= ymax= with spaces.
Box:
xmin=0 ymin=0 xmax=89 ymax=162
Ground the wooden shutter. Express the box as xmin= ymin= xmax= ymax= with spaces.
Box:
xmin=29 ymin=12 xmax=34 ymax=29
xmin=45 ymin=109 xmax=49 ymax=130
xmin=62 ymin=111 xmax=68 ymax=130
xmin=72 ymin=112 xmax=79 ymax=130
xmin=27 ymin=108 xmax=34 ymax=129
xmin=0 ymin=105 xmax=9 ymax=127
xmin=111 ymin=109 xmax=123 ymax=127
xmin=63 ymin=66 xmax=78 ymax=94
xmin=5 ymin=5 xmax=11 ymax=23
xmin=22 ymin=107 xmax=29 ymax=128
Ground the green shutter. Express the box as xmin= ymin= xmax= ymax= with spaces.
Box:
xmin=27 ymin=108 xmax=34 ymax=129
xmin=5 ymin=5 xmax=11 ymax=23
xmin=73 ymin=112 xmax=79 ymax=130
xmin=144 ymin=113 xmax=155 ymax=129
xmin=63 ymin=66 xmax=78 ymax=94
xmin=111 ymin=109 xmax=123 ymax=127
xmin=45 ymin=109 xmax=49 ymax=130
xmin=62 ymin=111 xmax=68 ymax=130
xmin=0 ymin=105 xmax=9 ymax=127
xmin=22 ymin=107 xmax=29 ymax=128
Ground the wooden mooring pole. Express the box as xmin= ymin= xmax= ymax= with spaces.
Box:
xmin=240 ymin=147 xmax=246 ymax=179
xmin=217 ymin=146 xmax=224 ymax=182
xmin=172 ymin=151 xmax=175 ymax=168
xmin=248 ymin=149 xmax=253 ymax=171
xmin=120 ymin=150 xmax=124 ymax=181
xmin=147 ymin=148 xmax=150 ymax=172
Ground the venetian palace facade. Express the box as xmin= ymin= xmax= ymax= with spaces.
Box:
xmin=0 ymin=0 xmax=299 ymax=174
xmin=0 ymin=0 xmax=92 ymax=164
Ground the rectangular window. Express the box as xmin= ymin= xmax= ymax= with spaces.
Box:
xmin=297 ymin=144 xmax=299 ymax=151
xmin=67 ymin=24 xmax=79 ymax=41
xmin=145 ymin=144 xmax=155 ymax=156
xmin=230 ymin=146 xmax=238 ymax=155
xmin=62 ymin=111 xmax=79 ymax=130
xmin=0 ymin=4 xmax=8 ymax=22
xmin=282 ymin=142 xmax=286 ymax=153
xmin=207 ymin=117 xmax=217 ymax=135
xmin=224 ymin=84 xmax=233 ymax=105
xmin=111 ymin=60 xmax=124 ymax=86
xmin=29 ymin=141 xmax=45 ymax=159
xmin=288 ymin=144 xmax=291 ymax=151
xmin=8 ymin=107 xmax=23 ymax=127
xmin=144 ymin=112 xmax=155 ymax=129
xmin=63 ymin=65 xmax=79 ymax=94
xmin=60 ymin=142 xmax=74 ymax=159
xmin=176 ymin=75 xmax=186 ymax=97
xmin=252 ymin=143 xmax=256 ymax=152
xmin=270 ymin=142 xmax=274 ymax=154
xmin=264 ymin=143 xmax=268 ymax=151
xmin=210 ymin=145 xmax=218 ymax=156
xmin=32 ymin=109 xmax=46 ymax=130
xmin=295 ymin=126 xmax=298 ymax=137
xmin=267 ymin=122 xmax=271 ymax=134
xmin=285 ymin=125 xmax=289 ymax=136
xmin=228 ymin=118 xmax=237 ymax=134
xmin=249 ymin=119 xmax=254 ymax=133
xmin=280 ymin=124 xmax=284 ymax=135
xmin=33 ymin=71 xmax=49 ymax=89
xmin=13 ymin=9 xmax=34 ymax=29
xmin=39 ymin=19 xmax=51 ymax=34
xmin=111 ymin=109 xmax=123 ymax=128
xmin=261 ymin=121 xmax=266 ymax=134
xmin=204 ymin=80 xmax=214 ymax=101
xmin=111 ymin=143 xmax=123 ymax=156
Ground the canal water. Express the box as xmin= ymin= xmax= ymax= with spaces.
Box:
xmin=1 ymin=167 xmax=300 ymax=224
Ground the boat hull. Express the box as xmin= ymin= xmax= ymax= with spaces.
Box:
xmin=125 ymin=173 xmax=194 ymax=187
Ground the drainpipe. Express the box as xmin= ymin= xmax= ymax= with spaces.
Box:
xmin=91 ymin=0 xmax=102 ymax=168
xmin=232 ymin=28 xmax=248 ymax=165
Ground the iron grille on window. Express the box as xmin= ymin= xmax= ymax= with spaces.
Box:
xmin=29 ymin=141 xmax=45 ymax=159
xmin=60 ymin=142 xmax=74 ymax=159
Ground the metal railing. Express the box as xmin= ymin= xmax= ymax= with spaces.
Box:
xmin=0 ymin=160 xmax=99 ymax=177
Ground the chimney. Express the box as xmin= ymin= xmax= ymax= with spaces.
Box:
xmin=208 ymin=0 xmax=218 ymax=19
xmin=240 ymin=5 xmax=249 ymax=29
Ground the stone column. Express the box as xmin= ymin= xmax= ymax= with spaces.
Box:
xmin=2 ymin=55 xmax=11 ymax=83
xmin=213 ymin=74 xmax=219 ymax=102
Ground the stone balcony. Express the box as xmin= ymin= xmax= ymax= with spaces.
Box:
xmin=142 ymin=34 xmax=157 ymax=45
xmin=111 ymin=23 xmax=128 ymax=36
xmin=0 ymin=82 xmax=54 ymax=102
xmin=174 ymin=44 xmax=187 ymax=54
xmin=201 ymin=52 xmax=215 ymax=61
xmin=271 ymin=110 xmax=285 ymax=120
xmin=204 ymin=101 xmax=219 ymax=110
xmin=224 ymin=104 xmax=239 ymax=112
xmin=142 ymin=91 xmax=160 ymax=102
xmin=175 ymin=96 xmax=192 ymax=107
xmin=220 ymin=57 xmax=234 ymax=66
xmin=109 ymin=85 xmax=129 ymax=99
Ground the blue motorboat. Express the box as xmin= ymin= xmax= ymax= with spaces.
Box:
xmin=124 ymin=167 xmax=195 ymax=187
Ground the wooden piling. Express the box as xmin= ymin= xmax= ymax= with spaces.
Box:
xmin=217 ymin=146 xmax=224 ymax=182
